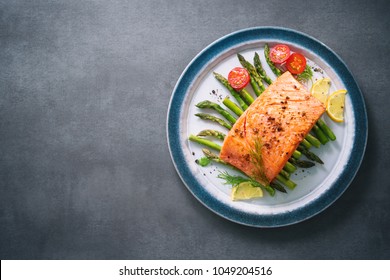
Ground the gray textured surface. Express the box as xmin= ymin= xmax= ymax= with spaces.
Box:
xmin=1 ymin=0 xmax=389 ymax=259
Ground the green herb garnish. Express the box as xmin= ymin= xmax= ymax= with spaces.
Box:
xmin=218 ymin=171 xmax=262 ymax=187
xmin=248 ymin=138 xmax=268 ymax=185
xmin=217 ymin=171 xmax=275 ymax=197
xmin=296 ymin=65 xmax=313 ymax=83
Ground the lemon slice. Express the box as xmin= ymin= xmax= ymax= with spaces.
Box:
xmin=231 ymin=182 xmax=263 ymax=201
xmin=326 ymin=89 xmax=347 ymax=122
xmin=310 ymin=78 xmax=331 ymax=104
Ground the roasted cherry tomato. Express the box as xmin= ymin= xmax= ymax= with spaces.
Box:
xmin=270 ymin=44 xmax=290 ymax=64
xmin=228 ymin=67 xmax=250 ymax=90
xmin=286 ymin=53 xmax=307 ymax=74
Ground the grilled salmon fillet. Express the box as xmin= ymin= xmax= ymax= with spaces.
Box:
xmin=220 ymin=71 xmax=325 ymax=185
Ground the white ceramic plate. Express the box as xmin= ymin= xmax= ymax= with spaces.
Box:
xmin=167 ymin=27 xmax=367 ymax=227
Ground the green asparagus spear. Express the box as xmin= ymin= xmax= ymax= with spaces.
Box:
xmin=279 ymin=169 xmax=291 ymax=180
xmin=264 ymin=43 xmax=282 ymax=77
xmin=195 ymin=113 xmax=232 ymax=130
xmin=237 ymin=53 xmax=266 ymax=96
xmin=197 ymin=129 xmax=226 ymax=140
xmin=270 ymin=181 xmax=287 ymax=193
xmin=195 ymin=157 xmax=211 ymax=167
xmin=276 ymin=174 xmax=297 ymax=190
xmin=297 ymin=145 xmax=324 ymax=164
xmin=254 ymin=52 xmax=273 ymax=85
xmin=316 ymin=119 xmax=336 ymax=141
xmin=305 ymin=133 xmax=321 ymax=148
xmin=222 ymin=97 xmax=244 ymax=116
xmin=213 ymin=72 xmax=248 ymax=110
xmin=283 ymin=166 xmax=292 ymax=174
xmin=265 ymin=185 xmax=276 ymax=196
xmin=196 ymin=100 xmax=237 ymax=124
xmin=284 ymin=161 xmax=297 ymax=173
xmin=250 ymin=78 xmax=263 ymax=97
xmin=189 ymin=134 xmax=221 ymax=151
xmin=300 ymin=138 xmax=312 ymax=149
xmin=239 ymin=88 xmax=255 ymax=105
xmin=312 ymin=124 xmax=329 ymax=145
xmin=289 ymin=157 xmax=315 ymax=168
xmin=202 ymin=149 xmax=227 ymax=164
xmin=292 ymin=150 xmax=302 ymax=160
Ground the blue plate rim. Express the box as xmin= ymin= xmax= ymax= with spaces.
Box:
xmin=166 ymin=26 xmax=368 ymax=227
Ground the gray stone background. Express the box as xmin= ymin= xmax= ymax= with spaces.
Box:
xmin=1 ymin=0 xmax=389 ymax=259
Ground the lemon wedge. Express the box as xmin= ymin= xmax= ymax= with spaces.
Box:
xmin=310 ymin=78 xmax=331 ymax=104
xmin=231 ymin=182 xmax=263 ymax=201
xmin=326 ymin=89 xmax=347 ymax=122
